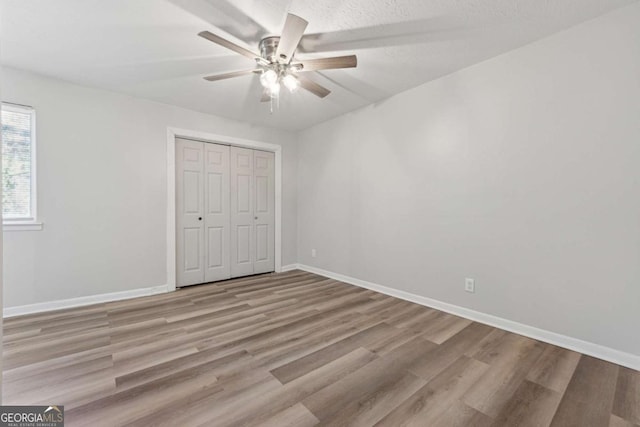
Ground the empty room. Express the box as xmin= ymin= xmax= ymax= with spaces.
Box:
xmin=0 ymin=0 xmax=638 ymax=426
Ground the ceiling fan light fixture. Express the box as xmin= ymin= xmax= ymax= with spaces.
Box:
xmin=269 ymin=81 xmax=281 ymax=97
xmin=282 ymin=74 xmax=299 ymax=92
xmin=260 ymin=69 xmax=278 ymax=88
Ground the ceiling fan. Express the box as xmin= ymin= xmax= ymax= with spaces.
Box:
xmin=198 ymin=13 xmax=357 ymax=103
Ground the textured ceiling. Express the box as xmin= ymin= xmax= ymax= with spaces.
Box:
xmin=1 ymin=0 xmax=636 ymax=130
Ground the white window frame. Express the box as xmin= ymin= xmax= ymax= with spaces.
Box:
xmin=2 ymin=102 xmax=42 ymax=231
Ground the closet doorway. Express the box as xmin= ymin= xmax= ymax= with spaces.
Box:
xmin=175 ymin=137 xmax=275 ymax=287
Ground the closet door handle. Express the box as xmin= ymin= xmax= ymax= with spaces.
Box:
xmin=198 ymin=217 xmax=202 ymax=221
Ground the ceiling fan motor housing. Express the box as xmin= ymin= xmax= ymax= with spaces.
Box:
xmin=259 ymin=37 xmax=282 ymax=63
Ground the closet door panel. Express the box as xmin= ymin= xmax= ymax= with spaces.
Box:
xmin=253 ymin=150 xmax=275 ymax=274
xmin=204 ymin=143 xmax=231 ymax=282
xmin=176 ymin=138 xmax=205 ymax=286
xmin=230 ymin=146 xmax=255 ymax=278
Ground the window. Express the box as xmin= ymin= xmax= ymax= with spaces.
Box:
xmin=2 ymin=103 xmax=41 ymax=230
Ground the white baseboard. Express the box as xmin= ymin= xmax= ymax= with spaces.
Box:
xmin=295 ymin=264 xmax=640 ymax=371
xmin=3 ymin=284 xmax=170 ymax=318
xmin=280 ymin=264 xmax=300 ymax=272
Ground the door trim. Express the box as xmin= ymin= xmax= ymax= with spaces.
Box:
xmin=166 ymin=127 xmax=283 ymax=292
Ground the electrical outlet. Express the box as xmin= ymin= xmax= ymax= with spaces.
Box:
xmin=311 ymin=249 xmax=317 ymax=258
xmin=465 ymin=278 xmax=475 ymax=293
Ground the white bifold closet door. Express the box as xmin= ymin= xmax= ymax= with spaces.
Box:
xmin=176 ymin=138 xmax=274 ymax=287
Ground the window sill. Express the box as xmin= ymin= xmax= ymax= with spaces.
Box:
xmin=3 ymin=222 xmax=44 ymax=231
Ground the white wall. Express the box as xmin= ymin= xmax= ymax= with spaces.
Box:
xmin=2 ymin=67 xmax=297 ymax=308
xmin=0 ymin=59 xmax=5 ymax=401
xmin=297 ymin=3 xmax=640 ymax=357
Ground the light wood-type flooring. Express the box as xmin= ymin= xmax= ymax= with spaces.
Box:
xmin=3 ymin=270 xmax=639 ymax=426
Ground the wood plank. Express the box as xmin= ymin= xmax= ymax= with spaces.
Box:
xmin=409 ymin=322 xmax=494 ymax=381
xmin=259 ymin=403 xmax=319 ymax=427
xmin=612 ymin=367 xmax=640 ymax=425
xmin=323 ymin=371 xmax=425 ymax=426
xmin=526 ymin=345 xmax=581 ymax=394
xmin=609 ymin=414 xmax=639 ymax=427
xmin=463 ymin=333 xmax=546 ymax=418
xmin=302 ymin=337 xmax=436 ymax=421
xmin=66 ymin=354 xmax=228 ymax=425
xmin=270 ymin=322 xmax=394 ymax=384
xmin=431 ymin=400 xmax=494 ymax=427
xmin=196 ymin=347 xmax=379 ymax=426
xmin=420 ymin=313 xmax=472 ymax=344
xmin=376 ymin=356 xmax=489 ymax=426
xmin=115 ymin=349 xmax=249 ymax=391
xmin=550 ymin=355 xmax=619 ymax=427
xmin=121 ymin=370 xmax=277 ymax=427
xmin=491 ymin=380 xmax=562 ymax=427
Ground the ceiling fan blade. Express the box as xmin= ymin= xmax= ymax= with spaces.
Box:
xmin=297 ymin=55 xmax=357 ymax=72
xmin=260 ymin=88 xmax=271 ymax=102
xmin=198 ymin=31 xmax=260 ymax=61
xmin=170 ymin=0 xmax=269 ymax=44
xmin=297 ymin=75 xmax=331 ymax=98
xmin=275 ymin=13 xmax=308 ymax=63
xmin=203 ymin=69 xmax=258 ymax=81
xmin=298 ymin=17 xmax=459 ymax=53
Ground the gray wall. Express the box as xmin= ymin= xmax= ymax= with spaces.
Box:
xmin=2 ymin=67 xmax=297 ymax=307
xmin=0 ymin=58 xmax=4 ymax=402
xmin=297 ymin=4 xmax=640 ymax=356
